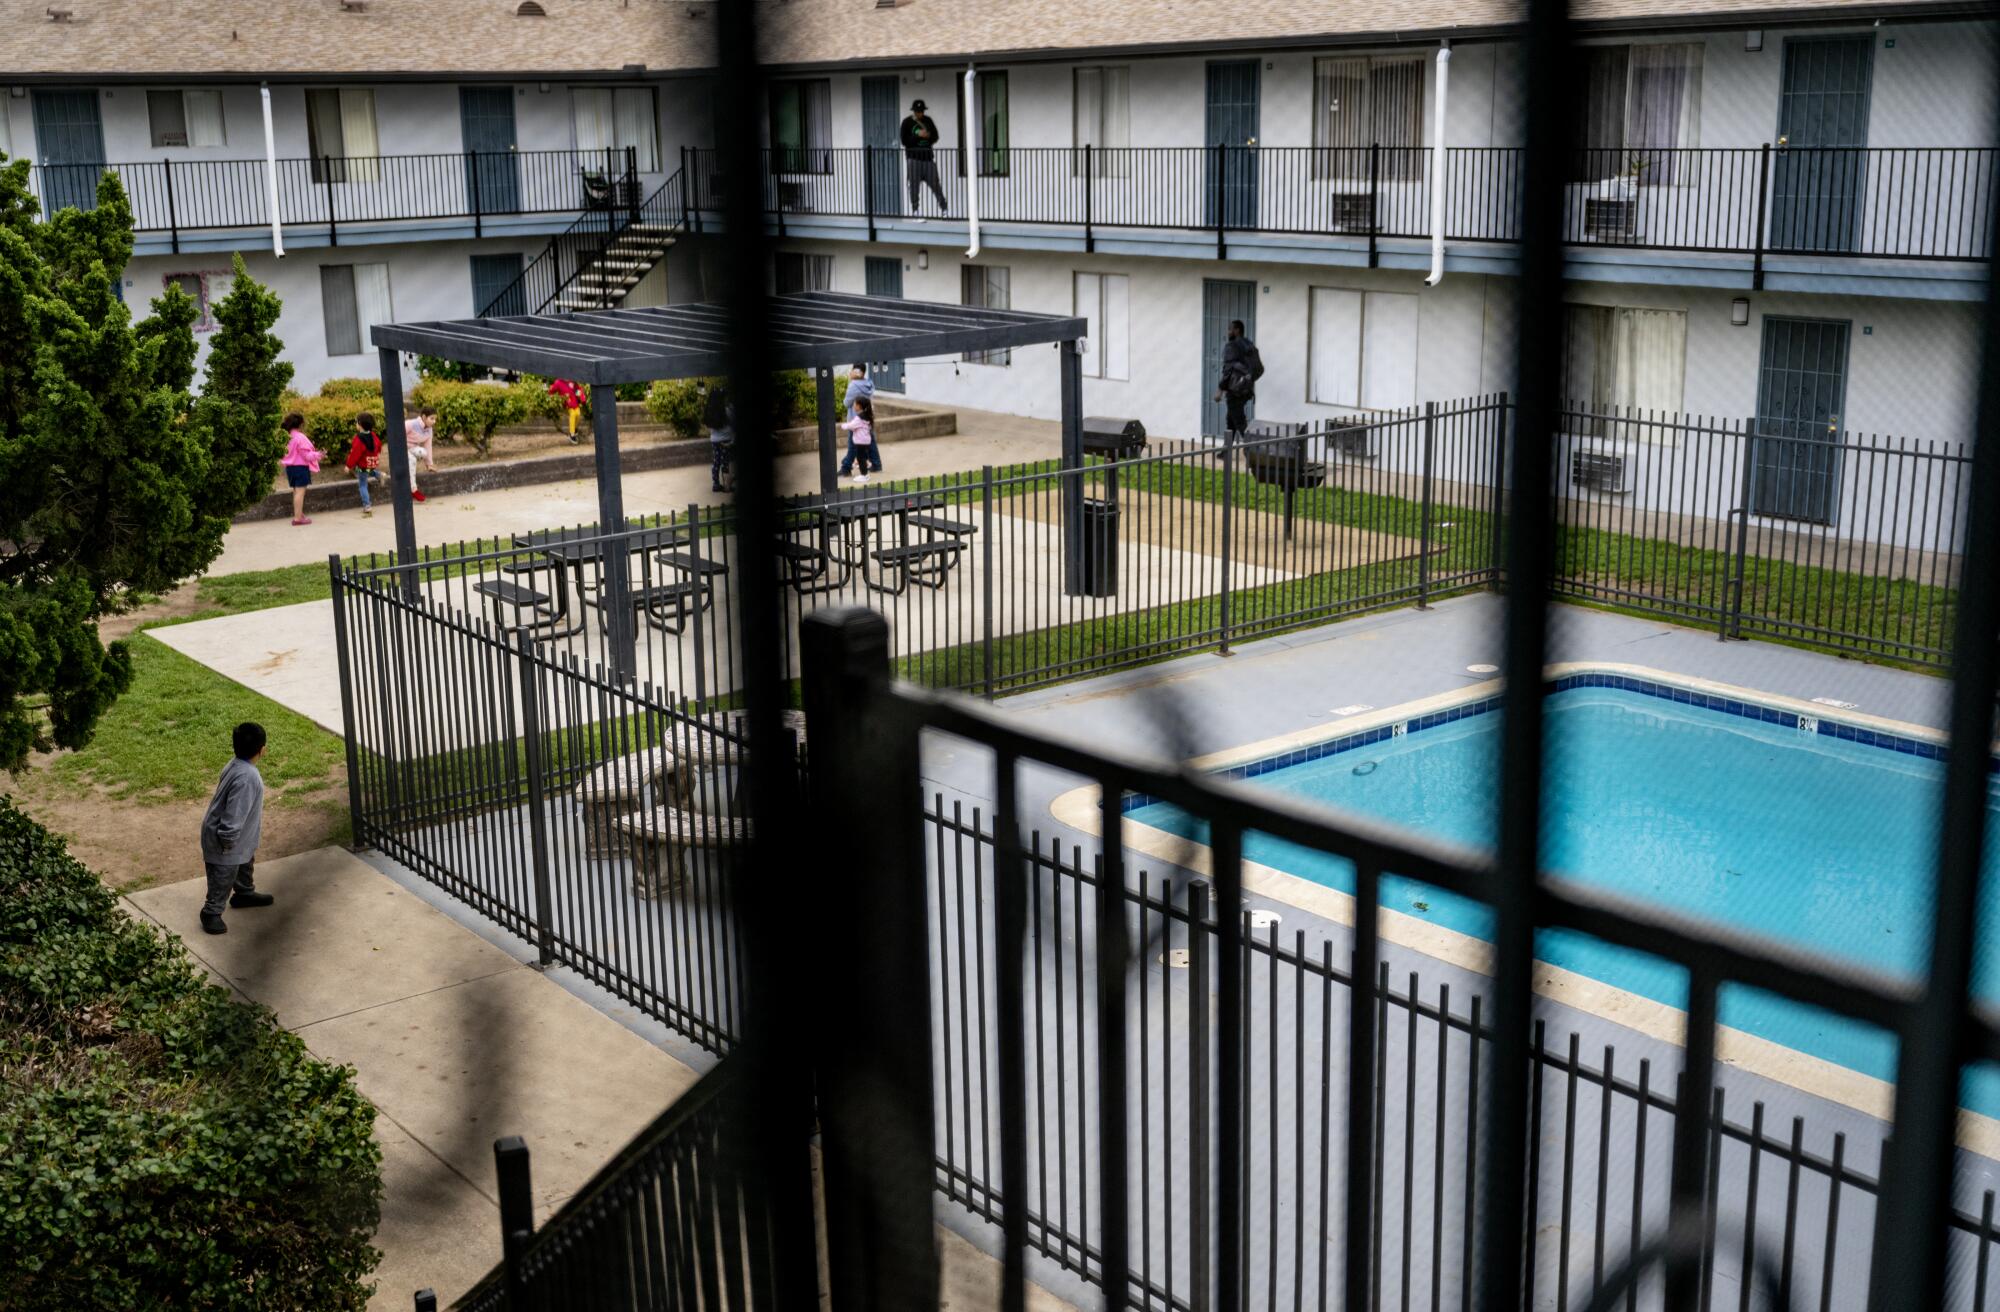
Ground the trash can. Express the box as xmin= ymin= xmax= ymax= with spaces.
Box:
xmin=1080 ymin=497 xmax=1121 ymax=597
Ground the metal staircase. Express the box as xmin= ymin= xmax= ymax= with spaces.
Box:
xmin=478 ymin=163 xmax=689 ymax=318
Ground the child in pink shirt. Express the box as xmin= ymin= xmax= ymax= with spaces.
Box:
xmin=280 ymin=412 xmax=321 ymax=526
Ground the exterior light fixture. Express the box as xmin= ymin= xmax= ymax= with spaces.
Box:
xmin=917 ymin=249 xmax=929 ymax=269
xmin=1731 ymin=298 xmax=1751 ymax=326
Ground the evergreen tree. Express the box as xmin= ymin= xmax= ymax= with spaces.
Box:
xmin=0 ymin=163 xmax=290 ymax=769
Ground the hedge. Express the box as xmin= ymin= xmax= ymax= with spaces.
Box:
xmin=0 ymin=800 xmax=383 ymax=1309
xmin=644 ymin=370 xmax=850 ymax=439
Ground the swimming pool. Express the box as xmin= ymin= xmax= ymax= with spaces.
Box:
xmin=1126 ymin=672 xmax=2000 ymax=1116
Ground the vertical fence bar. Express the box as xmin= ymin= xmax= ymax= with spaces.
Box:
xmin=1084 ymin=143 xmax=1096 ymax=252
xmin=1189 ymin=878 xmax=1212 ymax=1312
xmin=1214 ymin=143 xmax=1227 ymax=259
xmin=514 ymin=631 xmax=556 ymax=967
xmin=496 ymin=1136 xmax=535 ymax=1305
xmin=1419 ymin=400 xmax=1437 ymax=609
xmin=1369 ymin=142 xmax=1381 ymax=268
xmin=1752 ymin=143 xmax=1771 ymax=291
xmin=865 ymin=143 xmax=877 ymax=242
xmin=994 ymin=755 xmax=1030 ymax=1312
xmin=982 ymin=465 xmax=997 ymax=699
xmin=323 ymin=158 xmax=338 ymax=246
xmin=1728 ymin=418 xmax=1758 ymax=642
xmin=1219 ymin=435 xmax=1236 ymax=654
xmin=162 ymin=156 xmax=180 ymax=254
xmin=328 ymin=556 xmax=366 ymax=843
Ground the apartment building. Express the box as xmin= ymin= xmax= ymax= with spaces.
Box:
xmin=0 ymin=0 xmax=720 ymax=390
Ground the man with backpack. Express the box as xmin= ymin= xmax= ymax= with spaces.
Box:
xmin=900 ymin=98 xmax=948 ymax=220
xmin=1212 ymin=319 xmax=1264 ymax=440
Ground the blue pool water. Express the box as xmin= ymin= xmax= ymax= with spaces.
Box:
xmin=1129 ymin=683 xmax=2000 ymax=1115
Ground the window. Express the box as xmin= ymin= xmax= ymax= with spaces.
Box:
xmin=775 ymin=252 xmax=833 ymax=294
xmin=147 ymin=90 xmax=225 ymax=148
xmin=1308 ymin=287 xmax=1419 ymax=410
xmin=321 ymin=262 xmax=393 ymax=357
xmin=767 ymin=79 xmax=831 ymax=175
xmin=1313 ymin=57 xmax=1425 ymax=180
xmin=470 ymin=252 xmax=525 ymax=318
xmin=960 ymin=264 xmax=1010 ymax=365
xmin=161 ymin=271 xmax=217 ymax=330
xmin=1561 ymin=304 xmax=1687 ymax=432
xmin=1073 ymin=67 xmax=1130 ymax=177
xmin=572 ymin=86 xmax=660 ymax=173
xmin=1573 ymin=44 xmax=1703 ymax=183
xmin=1074 ymin=272 xmax=1130 ymax=381
xmin=956 ymin=71 xmax=1009 ymax=177
xmin=306 ymin=88 xmax=379 ymax=183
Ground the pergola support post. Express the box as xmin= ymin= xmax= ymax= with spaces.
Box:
xmin=378 ymin=346 xmax=419 ymax=601
xmin=1060 ymin=338 xmax=1085 ymax=595
xmin=592 ymin=383 xmax=637 ymax=682
xmin=815 ymin=366 xmax=839 ymax=496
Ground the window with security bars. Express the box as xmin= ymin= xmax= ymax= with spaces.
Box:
xmin=960 ymin=264 xmax=1010 ymax=364
xmin=1313 ymin=56 xmax=1425 ymax=181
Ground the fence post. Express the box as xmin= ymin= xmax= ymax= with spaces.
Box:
xmin=801 ymin=608 xmax=941 ymax=1308
xmin=1727 ymin=416 xmax=1758 ymax=642
xmin=864 ymin=143 xmax=877 ymax=241
xmin=1188 ymin=878 xmax=1212 ymax=1312
xmin=1219 ymin=434 xmax=1236 ymax=654
xmin=1084 ymin=143 xmax=1096 ymax=252
xmin=625 ymin=145 xmax=640 ymax=224
xmin=329 ymin=555 xmax=367 ymax=850
xmin=413 ymin=1291 xmax=436 ymax=1312
xmin=1489 ymin=392 xmax=1510 ymax=588
xmin=470 ymin=150 xmax=483 ymax=239
xmin=513 ymin=631 xmax=556 ymax=967
xmin=162 ymin=157 xmax=180 ymax=255
xmin=323 ymin=157 xmax=338 ymax=246
xmin=982 ymin=465 xmax=997 ymax=699
xmin=1213 ymin=142 xmax=1227 ymax=260
xmin=1368 ymin=141 xmax=1381 ymax=268
xmin=687 ymin=503 xmax=709 ymax=707
xmin=1752 ymin=142 xmax=1772 ymax=291
xmin=495 ymin=1136 xmax=535 ymax=1307
xmin=679 ymin=145 xmax=697 ymax=231
xmin=1418 ymin=401 xmax=1437 ymax=609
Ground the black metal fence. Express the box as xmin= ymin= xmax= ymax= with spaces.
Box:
xmin=686 ymin=144 xmax=1998 ymax=267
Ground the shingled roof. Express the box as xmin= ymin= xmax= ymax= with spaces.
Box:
xmin=2 ymin=0 xmax=1981 ymax=79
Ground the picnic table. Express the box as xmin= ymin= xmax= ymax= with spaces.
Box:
xmin=778 ymin=488 xmax=975 ymax=596
xmin=489 ymin=521 xmax=725 ymax=636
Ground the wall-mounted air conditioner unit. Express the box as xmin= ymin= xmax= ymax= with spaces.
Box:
xmin=1325 ymin=415 xmax=1378 ymax=459
xmin=1570 ymin=448 xmax=1632 ymax=494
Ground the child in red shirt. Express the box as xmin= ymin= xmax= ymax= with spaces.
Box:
xmin=548 ymin=378 xmax=585 ymax=443
xmin=344 ymin=413 xmax=384 ymax=518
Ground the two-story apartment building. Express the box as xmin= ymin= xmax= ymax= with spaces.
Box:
xmin=0 ymin=0 xmax=720 ymax=390
xmin=727 ymin=0 xmax=1994 ymax=532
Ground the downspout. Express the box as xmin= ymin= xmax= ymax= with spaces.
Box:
xmin=1424 ymin=43 xmax=1451 ymax=287
xmin=964 ymin=63 xmax=981 ymax=258
xmin=260 ymin=83 xmax=285 ymax=257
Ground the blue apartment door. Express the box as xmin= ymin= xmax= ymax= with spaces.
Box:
xmin=460 ymin=87 xmax=521 ymax=214
xmin=864 ymin=257 xmax=907 ymax=391
xmin=1201 ymin=279 xmax=1257 ymax=438
xmin=1770 ymin=36 xmax=1873 ymax=253
xmin=1204 ymin=61 xmax=1260 ymax=230
xmin=862 ymin=76 xmax=903 ymax=216
xmin=1751 ymin=316 xmax=1850 ymax=525
xmin=31 ymin=90 xmax=105 ymax=216
xmin=471 ymin=252 xmax=526 ymax=318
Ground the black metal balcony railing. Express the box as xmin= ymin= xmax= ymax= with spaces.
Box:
xmin=686 ymin=143 xmax=1999 ymax=272
xmin=25 ymin=145 xmax=651 ymax=253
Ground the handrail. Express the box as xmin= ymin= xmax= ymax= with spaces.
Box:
xmin=477 ymin=163 xmax=688 ymax=318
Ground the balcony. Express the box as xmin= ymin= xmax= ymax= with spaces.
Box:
xmin=693 ymin=144 xmax=1999 ymax=278
xmin=25 ymin=146 xmax=652 ymax=253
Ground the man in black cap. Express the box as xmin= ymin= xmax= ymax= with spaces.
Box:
xmin=900 ymin=97 xmax=948 ymax=221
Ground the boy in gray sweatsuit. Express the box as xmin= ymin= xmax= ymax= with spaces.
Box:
xmin=199 ymin=722 xmax=274 ymax=935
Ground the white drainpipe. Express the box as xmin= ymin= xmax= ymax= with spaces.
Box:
xmin=964 ymin=63 xmax=982 ymax=258
xmin=1424 ymin=44 xmax=1451 ymax=287
xmin=260 ymin=83 xmax=284 ymax=257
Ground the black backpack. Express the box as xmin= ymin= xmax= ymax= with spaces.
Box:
xmin=1221 ymin=361 xmax=1255 ymax=402
xmin=703 ymin=385 xmax=731 ymax=429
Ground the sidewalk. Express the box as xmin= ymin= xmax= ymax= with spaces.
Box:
xmin=213 ymin=408 xmax=1058 ymax=576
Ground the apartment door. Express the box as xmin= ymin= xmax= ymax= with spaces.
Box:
xmin=460 ymin=87 xmax=521 ymax=215
xmin=1201 ymin=279 xmax=1257 ymax=438
xmin=1770 ymin=35 xmax=1873 ymax=254
xmin=864 ymin=256 xmax=907 ymax=391
xmin=1204 ymin=61 xmax=1260 ymax=230
xmin=862 ymin=76 xmax=903 ymax=217
xmin=470 ymin=252 xmax=526 ymax=318
xmin=1751 ymin=316 xmax=1850 ymax=525
xmin=31 ymin=89 xmax=105 ymax=216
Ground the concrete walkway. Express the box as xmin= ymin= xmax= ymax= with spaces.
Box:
xmin=214 ymin=407 xmax=1060 ymax=576
xmin=122 ymin=845 xmax=701 ymax=1310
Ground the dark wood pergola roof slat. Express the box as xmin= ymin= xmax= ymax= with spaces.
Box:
xmin=372 ymin=291 xmax=1088 ymax=385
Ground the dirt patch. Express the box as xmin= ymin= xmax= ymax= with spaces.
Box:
xmin=2 ymin=759 xmax=349 ymax=892
xmin=101 ymin=583 xmax=209 ymax=643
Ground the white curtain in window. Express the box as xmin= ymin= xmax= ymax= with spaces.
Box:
xmin=1611 ymin=307 xmax=1686 ymax=415
xmin=1627 ymin=44 xmax=1702 ymax=183
xmin=805 ymin=254 xmax=832 ymax=290
xmin=352 ymin=262 xmax=393 ymax=350
xmin=185 ymin=91 xmax=225 ymax=148
xmin=339 ymin=89 xmax=379 ymax=182
xmin=1360 ymin=291 xmax=1419 ymax=409
xmin=1314 ymin=58 xmax=1423 ymax=180
xmin=573 ymin=88 xmax=615 ymax=165
xmin=1074 ymin=68 xmax=1129 ymax=178
xmin=1309 ymin=287 xmax=1362 ymax=407
xmin=614 ymin=87 xmax=660 ymax=172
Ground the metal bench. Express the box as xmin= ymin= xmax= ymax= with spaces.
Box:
xmin=472 ymin=571 xmax=578 ymax=637
xmin=870 ymin=540 xmax=965 ymax=594
xmin=596 ymin=580 xmax=712 ymax=634
xmin=776 ymin=537 xmax=852 ymax=595
xmin=905 ymin=514 xmax=978 ymax=539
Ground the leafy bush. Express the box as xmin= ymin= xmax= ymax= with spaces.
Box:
xmin=412 ymin=379 xmax=528 ymax=457
xmin=414 ymin=354 xmax=482 ymax=383
xmin=288 ymin=394 xmax=371 ymax=464
xmin=0 ymin=799 xmax=382 ymax=1308
xmin=643 ymin=371 xmax=849 ymax=439
xmin=315 ymin=377 xmax=381 ymax=402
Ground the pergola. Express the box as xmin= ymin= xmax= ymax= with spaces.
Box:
xmin=369 ymin=291 xmax=1089 ymax=673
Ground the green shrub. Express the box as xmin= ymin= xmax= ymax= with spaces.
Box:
xmin=412 ymin=379 xmax=527 ymax=458
xmin=644 ymin=376 xmax=718 ymax=438
xmin=510 ymin=375 xmax=570 ymax=428
xmin=642 ymin=371 xmax=849 ymax=439
xmin=414 ymin=354 xmax=482 ymax=383
xmin=315 ymin=377 xmax=381 ymax=403
xmin=287 ymin=394 xmax=371 ymax=464
xmin=0 ymin=799 xmax=382 ymax=1309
